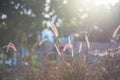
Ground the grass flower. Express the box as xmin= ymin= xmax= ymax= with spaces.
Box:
xmin=63 ymin=43 xmax=72 ymax=52
xmin=3 ymin=42 xmax=17 ymax=52
xmin=79 ymin=42 xmax=82 ymax=53
xmin=50 ymin=23 xmax=59 ymax=38
xmin=39 ymin=39 xmax=47 ymax=46
xmin=85 ymin=35 xmax=90 ymax=49
xmin=112 ymin=25 xmax=120 ymax=38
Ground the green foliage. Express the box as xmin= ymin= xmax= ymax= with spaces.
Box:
xmin=31 ymin=55 xmax=39 ymax=68
xmin=0 ymin=0 xmax=45 ymax=46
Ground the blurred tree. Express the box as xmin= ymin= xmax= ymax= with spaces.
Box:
xmin=0 ymin=0 xmax=120 ymax=47
xmin=0 ymin=0 xmax=45 ymax=47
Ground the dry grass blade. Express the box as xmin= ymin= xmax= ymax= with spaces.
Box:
xmin=44 ymin=51 xmax=54 ymax=62
xmin=85 ymin=35 xmax=90 ymax=49
xmin=79 ymin=31 xmax=88 ymax=35
xmin=73 ymin=33 xmax=79 ymax=38
xmin=68 ymin=36 xmax=74 ymax=57
xmin=63 ymin=43 xmax=74 ymax=57
xmin=54 ymin=43 xmax=61 ymax=56
xmin=112 ymin=25 xmax=120 ymax=38
xmin=39 ymin=39 xmax=47 ymax=46
xmin=79 ymin=42 xmax=82 ymax=53
xmin=68 ymin=36 xmax=71 ymax=44
xmin=71 ymin=48 xmax=74 ymax=57
xmin=50 ymin=23 xmax=59 ymax=37
xmin=63 ymin=44 xmax=72 ymax=52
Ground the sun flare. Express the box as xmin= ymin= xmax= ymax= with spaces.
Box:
xmin=82 ymin=0 xmax=119 ymax=9
xmin=93 ymin=0 xmax=119 ymax=6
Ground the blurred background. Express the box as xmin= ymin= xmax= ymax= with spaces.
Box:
xmin=0 ymin=0 xmax=120 ymax=79
xmin=0 ymin=0 xmax=120 ymax=46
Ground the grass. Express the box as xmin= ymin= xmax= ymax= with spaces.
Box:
xmin=3 ymin=52 xmax=118 ymax=80
xmin=1 ymin=25 xmax=120 ymax=80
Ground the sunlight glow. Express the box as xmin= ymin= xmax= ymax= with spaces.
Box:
xmin=1 ymin=14 xmax=7 ymax=20
xmin=84 ymin=0 xmax=119 ymax=9
xmin=93 ymin=0 xmax=119 ymax=6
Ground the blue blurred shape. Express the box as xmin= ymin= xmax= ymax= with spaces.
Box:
xmin=41 ymin=28 xmax=54 ymax=42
